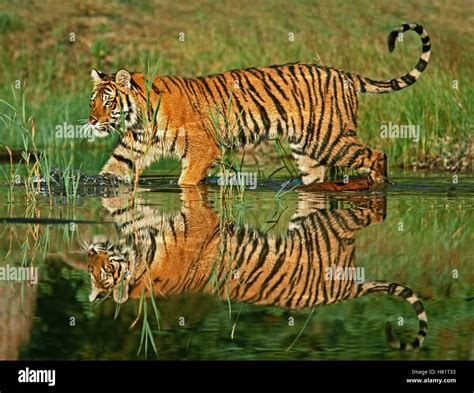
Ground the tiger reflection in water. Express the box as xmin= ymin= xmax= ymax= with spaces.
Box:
xmin=85 ymin=188 xmax=427 ymax=350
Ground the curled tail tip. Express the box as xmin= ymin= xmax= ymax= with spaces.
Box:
xmin=387 ymin=31 xmax=398 ymax=53
xmin=387 ymin=23 xmax=429 ymax=53
xmin=362 ymin=23 xmax=430 ymax=94
xmin=385 ymin=321 xmax=421 ymax=351
xmin=385 ymin=283 xmax=428 ymax=350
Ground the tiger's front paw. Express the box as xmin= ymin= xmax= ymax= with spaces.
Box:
xmin=368 ymin=172 xmax=387 ymax=190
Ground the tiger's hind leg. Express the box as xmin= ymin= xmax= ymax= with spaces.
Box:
xmin=291 ymin=150 xmax=326 ymax=185
xmin=330 ymin=136 xmax=388 ymax=187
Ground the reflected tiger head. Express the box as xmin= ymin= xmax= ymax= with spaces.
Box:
xmin=88 ymin=68 xmax=141 ymax=137
xmin=86 ymin=239 xmax=131 ymax=304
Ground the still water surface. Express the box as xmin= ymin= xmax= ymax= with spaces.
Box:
xmin=0 ymin=173 xmax=472 ymax=360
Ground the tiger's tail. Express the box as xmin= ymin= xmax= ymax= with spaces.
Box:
xmin=360 ymin=281 xmax=428 ymax=350
xmin=356 ymin=23 xmax=431 ymax=94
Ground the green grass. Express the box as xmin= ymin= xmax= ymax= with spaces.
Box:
xmin=0 ymin=0 xmax=471 ymax=181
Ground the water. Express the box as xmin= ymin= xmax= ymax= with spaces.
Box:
xmin=0 ymin=173 xmax=472 ymax=360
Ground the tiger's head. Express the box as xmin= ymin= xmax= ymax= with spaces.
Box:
xmin=86 ymin=239 xmax=132 ymax=304
xmin=88 ymin=68 xmax=141 ymax=137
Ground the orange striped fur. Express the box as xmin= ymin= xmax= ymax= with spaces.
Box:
xmin=87 ymin=23 xmax=431 ymax=186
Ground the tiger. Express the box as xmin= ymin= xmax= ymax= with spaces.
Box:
xmin=87 ymin=23 xmax=431 ymax=187
xmin=82 ymin=188 xmax=428 ymax=350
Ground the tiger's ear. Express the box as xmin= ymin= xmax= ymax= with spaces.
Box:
xmin=113 ymin=281 xmax=130 ymax=304
xmin=91 ymin=68 xmax=105 ymax=83
xmin=115 ymin=69 xmax=131 ymax=91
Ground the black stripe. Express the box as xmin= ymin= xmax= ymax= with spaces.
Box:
xmin=174 ymin=78 xmax=198 ymax=110
xmin=314 ymin=73 xmax=341 ymax=158
xmin=183 ymin=78 xmax=202 ymax=106
xmin=193 ymin=79 xmax=215 ymax=113
xmin=279 ymin=66 xmax=304 ymax=138
xmin=260 ymin=272 xmax=288 ymax=304
xmin=228 ymin=72 xmax=251 ymax=142
xmin=265 ymin=72 xmax=290 ymax=102
xmin=284 ymin=65 xmax=306 ymax=139
xmin=329 ymin=141 xmax=356 ymax=165
xmin=181 ymin=128 xmax=189 ymax=159
xmin=215 ymin=74 xmax=231 ymax=102
xmin=233 ymin=239 xmax=260 ymax=301
xmin=413 ymin=25 xmax=423 ymax=35
xmin=198 ymin=77 xmax=221 ymax=107
xmin=299 ymin=65 xmax=317 ymax=151
xmin=147 ymin=230 xmax=157 ymax=264
xmin=180 ymin=212 xmax=188 ymax=239
xmin=399 ymin=287 xmax=412 ymax=298
xmin=243 ymin=238 xmax=270 ymax=289
xmin=401 ymin=74 xmax=416 ymax=85
xmin=208 ymin=76 xmax=228 ymax=107
xmin=338 ymin=73 xmax=352 ymax=120
xmin=313 ymin=68 xmax=331 ymax=152
xmin=119 ymin=139 xmax=144 ymax=154
xmin=244 ymin=98 xmax=262 ymax=141
xmin=234 ymin=231 xmax=256 ymax=271
xmin=131 ymin=78 xmax=146 ymax=100
xmin=246 ymin=89 xmax=271 ymax=135
xmin=288 ymin=232 xmax=305 ymax=304
xmin=254 ymin=243 xmax=288 ymax=302
xmin=160 ymin=79 xmax=172 ymax=93
xmin=259 ymin=77 xmax=288 ymax=123
xmin=314 ymin=93 xmax=335 ymax=159
xmin=166 ymin=76 xmax=185 ymax=95
xmin=357 ymin=76 xmax=366 ymax=93
xmin=287 ymin=64 xmax=306 ymax=108
xmin=320 ymin=128 xmax=344 ymax=164
xmin=169 ymin=132 xmax=179 ymax=153
xmin=419 ymin=320 xmax=428 ymax=331
xmin=151 ymin=83 xmax=160 ymax=97
xmin=110 ymin=207 xmax=132 ymax=217
xmin=294 ymin=220 xmax=314 ymax=307
xmin=112 ymin=153 xmax=134 ymax=170
xmin=232 ymin=72 xmax=261 ymax=137
xmin=413 ymin=300 xmax=424 ymax=314
xmin=307 ymin=65 xmax=324 ymax=148
xmin=415 ymin=59 xmax=428 ymax=72
xmin=313 ymin=211 xmax=334 ymax=265
xmin=241 ymin=72 xmax=265 ymax=102
xmin=347 ymin=79 xmax=358 ymax=119
xmin=285 ymin=231 xmax=304 ymax=307
xmin=390 ymin=79 xmax=402 ymax=90
xmin=214 ymin=74 xmax=250 ymax=142
xmin=123 ymin=93 xmax=132 ymax=114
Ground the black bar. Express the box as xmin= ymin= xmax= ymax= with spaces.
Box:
xmin=0 ymin=360 xmax=472 ymax=393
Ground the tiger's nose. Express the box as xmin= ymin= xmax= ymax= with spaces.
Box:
xmin=88 ymin=116 xmax=98 ymax=125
